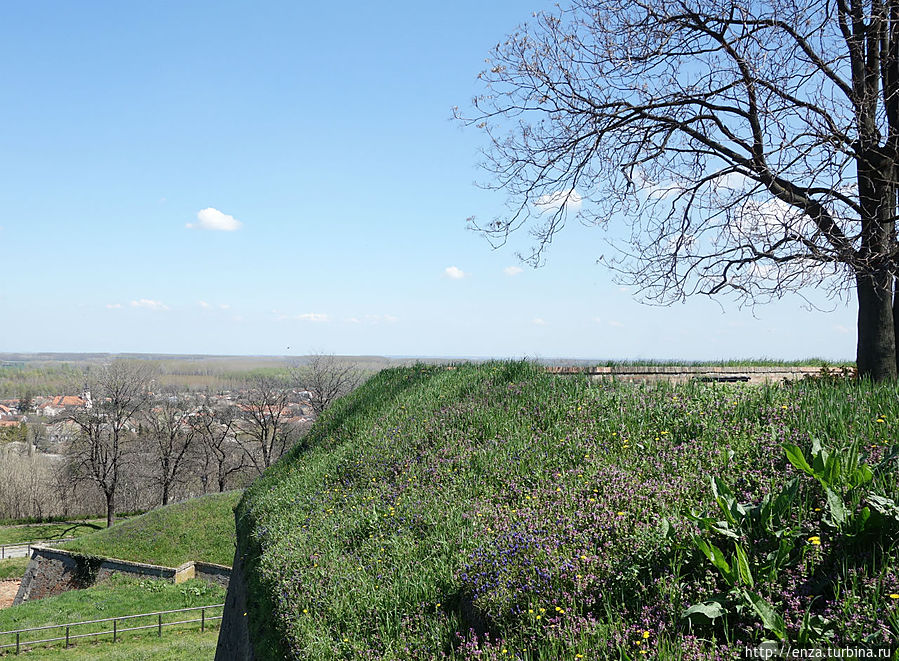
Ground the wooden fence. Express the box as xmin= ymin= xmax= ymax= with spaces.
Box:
xmin=0 ymin=603 xmax=224 ymax=654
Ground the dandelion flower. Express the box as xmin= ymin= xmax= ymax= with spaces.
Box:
xmin=889 ymin=593 xmax=899 ymax=600
xmin=643 ymin=631 xmax=650 ymax=638
xmin=617 ymin=511 xmax=625 ymax=516
xmin=808 ymin=535 xmax=821 ymax=545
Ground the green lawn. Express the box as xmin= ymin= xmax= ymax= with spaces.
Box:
xmin=0 ymin=558 xmax=28 ymax=581
xmin=0 ymin=575 xmax=225 ymax=658
xmin=0 ymin=520 xmax=106 ymax=547
xmin=3 ymin=628 xmax=219 ymax=660
xmin=60 ymin=492 xmax=240 ymax=568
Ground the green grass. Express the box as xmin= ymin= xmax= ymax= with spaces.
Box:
xmin=0 ymin=558 xmax=28 ymax=581
xmin=0 ymin=576 xmax=224 ymax=658
xmin=0 ymin=520 xmax=106 ymax=547
xmin=4 ymin=628 xmax=219 ymax=660
xmin=60 ymin=492 xmax=240 ymax=568
xmin=235 ymin=362 xmax=899 ymax=660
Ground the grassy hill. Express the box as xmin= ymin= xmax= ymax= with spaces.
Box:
xmin=61 ymin=492 xmax=240 ymax=568
xmin=237 ymin=363 xmax=899 ymax=660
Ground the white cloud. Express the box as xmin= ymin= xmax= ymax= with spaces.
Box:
xmin=532 ymin=317 xmax=547 ymax=326
xmin=444 ymin=266 xmax=466 ymax=279
xmin=833 ymin=324 xmax=850 ymax=334
xmin=346 ymin=317 xmax=361 ymax=324
xmin=504 ymin=266 xmax=523 ymax=276
xmin=608 ymin=320 xmax=625 ymax=328
xmin=296 ymin=312 xmax=329 ymax=322
xmin=187 ymin=207 xmax=243 ymax=232
xmin=105 ymin=303 xmax=123 ymax=309
xmin=131 ymin=299 xmax=169 ymax=311
xmin=275 ymin=310 xmax=330 ymax=322
xmin=198 ymin=301 xmax=211 ymax=309
xmin=535 ymin=189 xmax=582 ymax=212
xmin=219 ymin=304 xmax=231 ymax=310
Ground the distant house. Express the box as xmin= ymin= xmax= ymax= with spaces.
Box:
xmin=0 ymin=404 xmax=14 ymax=419
xmin=40 ymin=393 xmax=91 ymax=418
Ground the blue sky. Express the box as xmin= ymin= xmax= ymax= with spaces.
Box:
xmin=0 ymin=1 xmax=856 ymax=360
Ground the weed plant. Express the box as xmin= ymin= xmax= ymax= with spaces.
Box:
xmin=238 ymin=363 xmax=898 ymax=660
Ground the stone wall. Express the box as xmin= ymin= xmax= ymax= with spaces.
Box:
xmin=13 ymin=545 xmax=230 ymax=605
xmin=214 ymin=540 xmax=255 ymax=660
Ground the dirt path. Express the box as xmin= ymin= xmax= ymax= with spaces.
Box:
xmin=0 ymin=580 xmax=19 ymax=609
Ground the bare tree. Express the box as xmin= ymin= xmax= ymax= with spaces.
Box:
xmin=68 ymin=361 xmax=151 ymax=527
xmin=141 ymin=393 xmax=196 ymax=506
xmin=234 ymin=377 xmax=296 ymax=474
xmin=295 ymin=353 xmax=362 ymax=415
xmin=462 ymin=0 xmax=899 ymax=380
xmin=191 ymin=399 xmax=247 ymax=493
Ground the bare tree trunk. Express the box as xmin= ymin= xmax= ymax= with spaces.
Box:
xmin=857 ymin=272 xmax=897 ymax=381
xmin=894 ymin=277 xmax=899 ymax=376
xmin=105 ymin=490 xmax=116 ymax=528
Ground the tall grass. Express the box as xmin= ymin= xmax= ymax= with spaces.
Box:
xmin=237 ymin=364 xmax=898 ymax=660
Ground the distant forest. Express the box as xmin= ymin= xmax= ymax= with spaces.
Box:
xmin=0 ymin=353 xmax=401 ymax=398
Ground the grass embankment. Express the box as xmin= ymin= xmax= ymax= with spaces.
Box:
xmin=0 ymin=575 xmax=224 ymax=658
xmin=61 ymin=492 xmax=240 ymax=568
xmin=237 ymin=362 xmax=899 ymax=660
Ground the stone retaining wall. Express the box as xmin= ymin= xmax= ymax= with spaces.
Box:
xmin=13 ymin=545 xmax=231 ymax=605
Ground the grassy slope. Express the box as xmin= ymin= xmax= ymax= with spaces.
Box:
xmin=0 ymin=576 xmax=224 ymax=658
xmin=61 ymin=492 xmax=240 ymax=568
xmin=238 ymin=363 xmax=899 ymax=660
xmin=0 ymin=520 xmax=106 ymax=547
xmin=0 ymin=558 xmax=28 ymax=581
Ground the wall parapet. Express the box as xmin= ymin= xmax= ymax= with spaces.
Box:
xmin=13 ymin=545 xmax=231 ymax=605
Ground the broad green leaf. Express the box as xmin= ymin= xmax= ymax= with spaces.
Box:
xmin=659 ymin=517 xmax=671 ymax=540
xmin=866 ymin=494 xmax=899 ymax=524
xmin=824 ymin=487 xmax=848 ymax=527
xmin=683 ymin=601 xmax=727 ymax=621
xmin=822 ymin=453 xmax=841 ymax=488
xmin=850 ymin=464 xmax=874 ymax=488
xmin=743 ymin=591 xmax=786 ymax=641
xmin=734 ymin=543 xmax=754 ymax=587
xmin=771 ymin=478 xmax=799 ymax=521
xmin=694 ymin=536 xmax=735 ymax=586
xmin=783 ymin=444 xmax=814 ymax=476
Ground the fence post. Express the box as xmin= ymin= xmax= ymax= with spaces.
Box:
xmin=65 ymin=626 xmax=69 ymax=648
xmin=113 ymin=619 xmax=117 ymax=642
xmin=201 ymin=608 xmax=205 ymax=633
xmin=15 ymin=631 xmax=19 ymax=655
xmin=158 ymin=613 xmax=162 ymax=637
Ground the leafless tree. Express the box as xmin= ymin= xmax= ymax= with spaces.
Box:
xmin=191 ymin=399 xmax=247 ymax=493
xmin=295 ymin=353 xmax=362 ymax=415
xmin=234 ymin=377 xmax=297 ymax=474
xmin=67 ymin=361 xmax=151 ymax=527
xmin=462 ymin=0 xmax=899 ymax=380
xmin=141 ymin=393 xmax=196 ymax=506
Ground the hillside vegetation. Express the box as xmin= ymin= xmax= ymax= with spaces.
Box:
xmin=61 ymin=491 xmax=240 ymax=568
xmin=237 ymin=363 xmax=899 ymax=660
